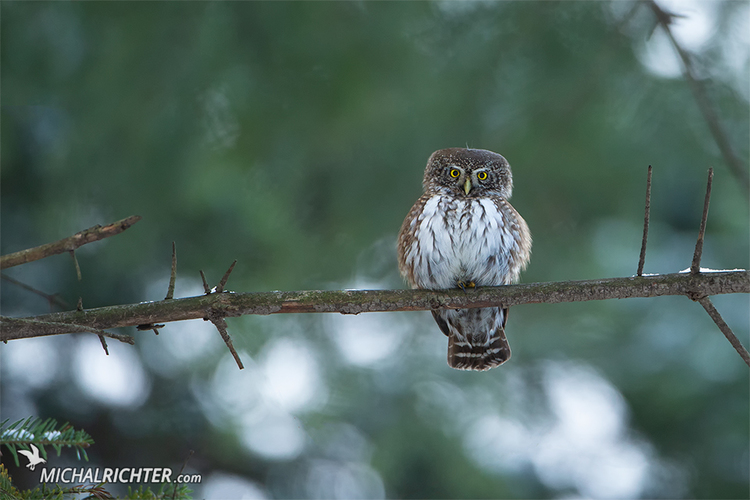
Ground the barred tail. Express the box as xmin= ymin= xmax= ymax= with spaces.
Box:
xmin=447 ymin=327 xmax=511 ymax=371
xmin=432 ymin=307 xmax=512 ymax=371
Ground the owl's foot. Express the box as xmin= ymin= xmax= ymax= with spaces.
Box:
xmin=457 ymin=280 xmax=476 ymax=291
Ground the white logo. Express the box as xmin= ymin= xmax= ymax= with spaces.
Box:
xmin=19 ymin=444 xmax=47 ymax=470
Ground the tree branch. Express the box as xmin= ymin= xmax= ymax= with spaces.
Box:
xmin=1 ymin=270 xmax=747 ymax=342
xmin=648 ymin=1 xmax=750 ymax=196
xmin=165 ymin=242 xmax=177 ymax=300
xmin=202 ymin=260 xmax=243 ymax=369
xmin=637 ymin=165 xmax=652 ymax=276
xmin=691 ymin=168 xmax=713 ymax=274
xmin=0 ymin=317 xmax=134 ymax=344
xmin=696 ymin=296 xmax=750 ymax=367
xmin=1 ymin=273 xmax=69 ymax=310
xmin=0 ymin=215 xmax=142 ymax=270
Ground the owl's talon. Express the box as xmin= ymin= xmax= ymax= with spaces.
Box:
xmin=457 ymin=281 xmax=476 ymax=291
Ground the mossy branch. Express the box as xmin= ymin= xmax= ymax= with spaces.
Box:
xmin=1 ymin=270 xmax=747 ymax=342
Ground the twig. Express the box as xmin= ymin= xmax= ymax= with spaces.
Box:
xmin=3 ymin=271 xmax=746 ymax=341
xmin=0 ymin=317 xmax=134 ymax=344
xmin=696 ymin=296 xmax=750 ymax=367
xmin=691 ymin=168 xmax=713 ymax=274
xmin=137 ymin=323 xmax=165 ymax=335
xmin=216 ymin=260 xmax=237 ymax=293
xmin=200 ymin=270 xmax=211 ymax=294
xmin=201 ymin=260 xmax=243 ymax=368
xmin=70 ymin=251 xmax=82 ymax=281
xmin=98 ymin=334 xmax=110 ymax=355
xmin=172 ymin=450 xmax=195 ymax=500
xmin=166 ymin=242 xmax=177 ymax=300
xmin=683 ymin=169 xmax=747 ymax=366
xmin=206 ymin=313 xmax=244 ymax=369
xmin=637 ymin=165 xmax=652 ymax=276
xmin=65 ymin=298 xmax=117 ymax=352
xmin=1 ymin=274 xmax=69 ymax=310
xmin=0 ymin=215 xmax=143 ymax=270
xmin=648 ymin=1 xmax=749 ymax=196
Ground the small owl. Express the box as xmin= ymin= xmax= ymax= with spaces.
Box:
xmin=397 ymin=148 xmax=531 ymax=371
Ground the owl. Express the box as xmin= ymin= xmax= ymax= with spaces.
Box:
xmin=397 ymin=148 xmax=531 ymax=371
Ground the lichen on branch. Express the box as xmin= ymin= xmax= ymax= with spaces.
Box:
xmin=2 ymin=270 xmax=747 ymax=342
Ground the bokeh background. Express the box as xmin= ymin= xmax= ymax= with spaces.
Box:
xmin=2 ymin=1 xmax=749 ymax=498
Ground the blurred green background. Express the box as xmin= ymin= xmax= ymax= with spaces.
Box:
xmin=1 ymin=1 xmax=748 ymax=498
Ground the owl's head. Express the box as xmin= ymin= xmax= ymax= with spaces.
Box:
xmin=423 ymin=148 xmax=513 ymax=199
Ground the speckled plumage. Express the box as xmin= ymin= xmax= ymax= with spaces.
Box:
xmin=397 ymin=148 xmax=531 ymax=371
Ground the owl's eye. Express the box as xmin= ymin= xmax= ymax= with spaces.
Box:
xmin=477 ymin=171 xmax=488 ymax=181
xmin=449 ymin=168 xmax=461 ymax=178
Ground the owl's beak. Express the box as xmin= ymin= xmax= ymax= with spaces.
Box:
xmin=463 ymin=178 xmax=472 ymax=195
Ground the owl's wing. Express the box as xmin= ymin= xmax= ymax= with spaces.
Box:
xmin=431 ymin=310 xmax=451 ymax=337
xmin=396 ymin=194 xmax=432 ymax=287
xmin=493 ymin=198 xmax=532 ymax=280
xmin=433 ymin=307 xmax=507 ymax=336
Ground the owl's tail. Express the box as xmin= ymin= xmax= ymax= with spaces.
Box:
xmin=447 ymin=326 xmax=511 ymax=371
xmin=432 ymin=307 xmax=512 ymax=371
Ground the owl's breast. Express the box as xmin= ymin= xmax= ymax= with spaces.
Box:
xmin=401 ymin=194 xmax=523 ymax=289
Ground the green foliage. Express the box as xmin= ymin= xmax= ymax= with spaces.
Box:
xmin=3 ymin=462 xmax=115 ymax=500
xmin=15 ymin=483 xmax=113 ymax=500
xmin=4 ymin=479 xmax=192 ymax=500
xmin=125 ymin=483 xmax=192 ymax=500
xmin=0 ymin=418 xmax=93 ymax=467
xmin=0 ymin=464 xmax=24 ymax=500
xmin=0 ymin=421 xmax=193 ymax=499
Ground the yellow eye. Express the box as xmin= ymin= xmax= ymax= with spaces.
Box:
xmin=477 ymin=171 xmax=488 ymax=181
xmin=449 ymin=168 xmax=460 ymax=178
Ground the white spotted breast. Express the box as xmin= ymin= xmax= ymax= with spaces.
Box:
xmin=402 ymin=194 xmax=525 ymax=290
